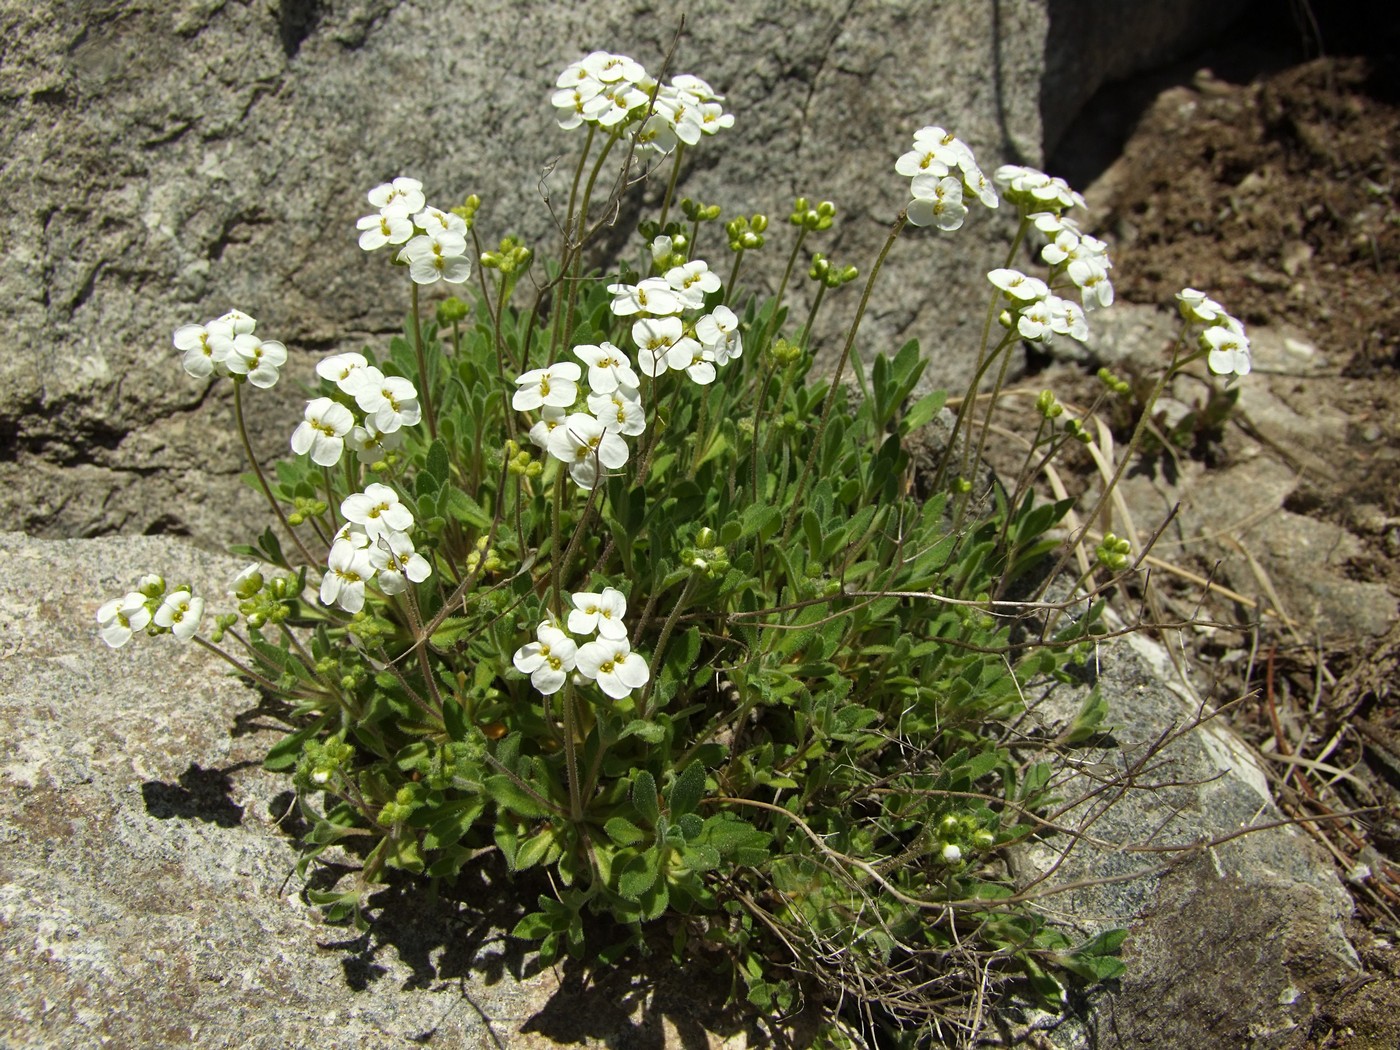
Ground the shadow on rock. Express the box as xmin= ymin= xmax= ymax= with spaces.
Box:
xmin=141 ymin=761 xmax=252 ymax=827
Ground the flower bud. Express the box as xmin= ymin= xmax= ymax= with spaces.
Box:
xmin=939 ymin=815 xmax=961 ymax=836
xmin=696 ymin=527 xmax=716 ymax=548
xmin=941 ymin=843 xmax=962 ymax=864
xmin=972 ymin=830 xmax=996 ymax=850
xmin=437 ymin=297 xmax=469 ymax=326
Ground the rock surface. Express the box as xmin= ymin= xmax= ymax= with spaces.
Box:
xmin=1 ymin=0 xmax=1246 ymax=547
xmin=1011 ymin=625 xmax=1359 ymax=1048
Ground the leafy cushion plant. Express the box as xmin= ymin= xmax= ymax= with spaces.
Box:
xmin=100 ymin=47 xmax=1253 ymax=1044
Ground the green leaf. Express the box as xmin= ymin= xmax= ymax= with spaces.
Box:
xmin=667 ymin=761 xmax=706 ymax=818
xmin=1063 ymin=685 xmax=1111 ymax=745
xmin=513 ymin=828 xmax=555 ymax=871
xmin=619 ymin=719 xmax=666 ymax=744
xmin=632 ymin=770 xmax=659 ymax=826
xmin=484 ymin=774 xmax=556 ymax=819
xmin=426 ymin=439 xmax=450 ymax=486
xmin=511 ymin=911 xmax=557 ymax=941
xmin=899 ymin=389 xmax=948 ymax=436
xmin=618 ymin=850 xmax=659 ymax=900
xmin=263 ymin=713 xmax=332 ymax=772
xmin=605 ymin=816 xmax=646 ymax=847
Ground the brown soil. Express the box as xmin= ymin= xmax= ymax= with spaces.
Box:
xmin=1046 ymin=41 xmax=1400 ymax=1048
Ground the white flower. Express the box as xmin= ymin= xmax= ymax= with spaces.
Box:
xmin=666 ymin=260 xmax=721 ymax=310
xmin=368 ymin=531 xmax=432 ymax=595
xmin=173 ymin=319 xmax=235 ymax=380
xmin=988 ymin=268 xmax=1049 ymax=303
xmin=513 ymin=362 xmax=581 ymax=412
xmin=1177 ymin=287 xmax=1230 ymax=326
xmin=153 ymin=589 xmax=204 ymax=642
xmin=567 ymin=587 xmax=629 ymax=640
xmin=573 ymin=341 xmax=639 ymax=394
xmin=512 ymin=620 xmax=578 ymax=695
xmin=346 ymin=415 xmax=404 ymax=465
xmin=321 ymin=526 xmax=374 ymax=613
xmin=907 ymin=174 xmax=968 ymax=231
xmin=400 ymin=231 xmax=472 ymax=285
xmin=607 ymin=277 xmax=681 ymax=318
xmin=1048 ymin=295 xmax=1089 ymax=342
xmin=667 ymin=341 xmax=717 ymax=385
xmin=351 ymin=369 xmax=421 ymax=433
xmin=217 ymin=308 xmax=257 ymax=334
xmin=1202 ymin=323 xmax=1252 ymax=378
xmin=367 ymin=177 xmax=425 ymax=216
xmin=575 ymin=636 xmax=649 ymax=700
xmin=342 ymin=482 xmax=414 ymax=539
xmin=547 ymin=412 xmax=629 ymax=490
xmin=356 ymin=210 xmax=414 ymax=251
xmin=941 ymin=843 xmax=962 ymax=864
xmin=896 ymin=125 xmax=967 ymax=178
xmin=527 ymin=404 xmax=567 ymax=450
xmin=97 ymin=591 xmax=152 ymax=648
xmin=291 ymin=397 xmax=355 ymax=466
xmin=317 ymin=351 xmax=371 ymax=389
xmin=414 ymin=206 xmax=468 ymax=239
xmin=632 ymin=316 xmax=697 ymax=378
xmin=994 ymin=165 xmax=1084 ymax=213
xmin=586 ymin=388 xmax=646 ymax=437
xmin=223 ymin=333 xmax=287 ymax=389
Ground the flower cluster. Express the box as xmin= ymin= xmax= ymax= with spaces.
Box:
xmin=290 ymin=351 xmax=420 ymax=467
xmin=516 ymin=247 xmax=737 ymax=490
xmin=551 ymin=51 xmax=733 ymax=154
xmin=896 ymin=126 xmax=998 ymax=231
xmin=987 ymin=268 xmax=1089 ymax=345
xmin=320 ymin=483 xmax=431 ymax=613
xmin=173 ymin=309 xmax=286 ymax=387
xmin=97 ymin=574 xmax=203 ymax=648
xmin=1177 ymin=288 xmax=1252 ymax=377
xmin=357 ymin=177 xmax=472 ymax=286
xmin=512 ymin=587 xmax=649 ymax=700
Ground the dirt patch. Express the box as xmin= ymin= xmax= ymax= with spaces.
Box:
xmin=1041 ymin=33 xmax=1400 ymax=1044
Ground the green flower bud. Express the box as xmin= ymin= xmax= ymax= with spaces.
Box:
xmin=1095 ymin=532 xmax=1132 ymax=572
xmin=972 ymin=830 xmax=996 ymax=850
xmin=451 ymin=194 xmax=481 ymax=228
xmin=437 ymin=296 xmax=469 ymax=327
xmin=1097 ymin=366 xmax=1131 ymax=396
xmin=696 ymin=526 xmax=716 ymax=548
xmin=939 ymin=815 xmax=960 ymax=837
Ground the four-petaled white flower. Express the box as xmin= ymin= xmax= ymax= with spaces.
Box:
xmin=568 ymin=587 xmax=629 ymax=640
xmin=173 ymin=319 xmax=233 ymax=379
xmin=400 ymin=230 xmax=472 ymax=286
xmin=367 ymin=177 xmax=426 ymax=216
xmin=153 ymin=589 xmax=204 ymax=642
xmin=546 ymin=412 xmax=629 ymax=489
xmin=223 ymin=333 xmax=288 ymax=389
xmin=1202 ymin=322 xmax=1252 ymax=378
xmin=368 ymin=531 xmax=432 ymax=595
xmin=291 ymin=397 xmax=355 ymax=466
xmin=607 ymin=277 xmax=681 ymax=318
xmin=97 ymin=591 xmax=152 ymax=648
xmin=573 ymin=342 xmax=639 ymax=394
xmin=512 ymin=621 xmax=578 ymax=695
xmin=356 ymin=210 xmax=414 ymax=251
xmin=321 ymin=526 xmax=374 ymax=613
xmin=342 ymin=482 xmax=414 ymax=540
xmin=632 ymin=316 xmax=697 ymax=378
xmin=987 ymin=268 xmax=1049 ymax=303
xmin=317 ymin=351 xmax=371 ymax=389
xmin=665 ymin=260 xmax=721 ymax=310
xmin=575 ymin=636 xmax=650 ymax=700
xmin=586 ymin=388 xmax=646 ymax=437
xmin=346 ymin=415 xmax=404 ymax=464
xmin=907 ymin=174 xmax=968 ymax=231
xmin=695 ymin=306 xmax=743 ymax=366
xmin=349 ymin=367 xmax=422 ymax=432
xmin=513 ymin=361 xmax=581 ymax=411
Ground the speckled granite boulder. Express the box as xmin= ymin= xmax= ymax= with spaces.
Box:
xmin=1 ymin=0 xmax=1247 ymax=547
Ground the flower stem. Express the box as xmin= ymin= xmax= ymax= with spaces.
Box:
xmin=657 ymin=145 xmax=685 ymax=232
xmin=232 ymin=382 xmax=319 ymax=568
xmin=410 ymin=282 xmax=439 ymax=440
xmin=639 ymin=573 xmax=696 ymax=721
xmin=782 ymin=213 xmax=907 ymax=543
